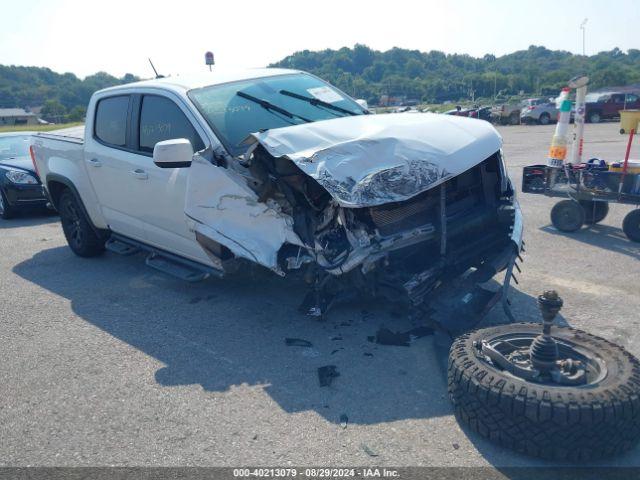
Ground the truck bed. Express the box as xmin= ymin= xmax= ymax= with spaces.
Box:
xmin=36 ymin=125 xmax=85 ymax=144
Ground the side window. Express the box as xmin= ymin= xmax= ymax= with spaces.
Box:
xmin=139 ymin=95 xmax=205 ymax=153
xmin=627 ymin=94 xmax=639 ymax=103
xmin=95 ymin=96 xmax=129 ymax=146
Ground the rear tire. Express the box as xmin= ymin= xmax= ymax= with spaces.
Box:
xmin=579 ymin=200 xmax=609 ymax=224
xmin=588 ymin=111 xmax=601 ymax=123
xmin=0 ymin=190 xmax=15 ymax=219
xmin=58 ymin=189 xmax=105 ymax=257
xmin=448 ymin=323 xmax=640 ymax=460
xmin=623 ymin=209 xmax=640 ymax=242
xmin=551 ymin=200 xmax=585 ymax=232
xmin=538 ymin=113 xmax=551 ymax=125
xmin=509 ymin=112 xmax=520 ymax=125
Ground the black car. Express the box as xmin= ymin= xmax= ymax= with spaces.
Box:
xmin=0 ymin=133 xmax=49 ymax=219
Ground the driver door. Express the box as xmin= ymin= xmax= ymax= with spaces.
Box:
xmin=127 ymin=93 xmax=212 ymax=265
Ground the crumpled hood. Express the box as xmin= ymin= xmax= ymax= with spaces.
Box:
xmin=247 ymin=112 xmax=502 ymax=207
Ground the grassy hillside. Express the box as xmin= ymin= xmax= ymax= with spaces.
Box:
xmin=2 ymin=45 xmax=640 ymax=111
xmin=271 ymin=44 xmax=640 ymax=104
xmin=0 ymin=66 xmax=139 ymax=118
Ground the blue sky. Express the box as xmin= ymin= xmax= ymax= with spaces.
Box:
xmin=1 ymin=0 xmax=639 ymax=78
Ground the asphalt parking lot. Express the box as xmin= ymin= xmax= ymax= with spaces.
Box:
xmin=1 ymin=122 xmax=639 ymax=468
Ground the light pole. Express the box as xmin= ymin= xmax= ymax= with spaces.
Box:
xmin=580 ymin=18 xmax=588 ymax=56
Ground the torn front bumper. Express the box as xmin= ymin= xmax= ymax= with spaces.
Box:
xmin=411 ymin=200 xmax=523 ymax=334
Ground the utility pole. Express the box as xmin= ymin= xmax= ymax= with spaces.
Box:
xmin=580 ymin=18 xmax=588 ymax=56
xmin=494 ymin=71 xmax=497 ymax=100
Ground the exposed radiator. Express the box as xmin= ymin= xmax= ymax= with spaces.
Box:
xmin=369 ymin=193 xmax=437 ymax=236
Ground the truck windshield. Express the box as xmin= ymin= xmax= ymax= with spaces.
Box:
xmin=0 ymin=135 xmax=31 ymax=160
xmin=188 ymin=73 xmax=366 ymax=156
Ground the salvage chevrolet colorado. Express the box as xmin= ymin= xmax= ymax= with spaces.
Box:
xmin=32 ymin=69 xmax=523 ymax=326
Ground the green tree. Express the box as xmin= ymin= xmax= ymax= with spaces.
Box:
xmin=68 ymin=105 xmax=86 ymax=122
xmin=41 ymin=99 xmax=67 ymax=123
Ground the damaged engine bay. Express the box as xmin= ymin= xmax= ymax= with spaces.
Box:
xmin=185 ymin=113 xmax=523 ymax=328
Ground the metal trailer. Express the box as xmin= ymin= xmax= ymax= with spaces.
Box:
xmin=522 ymin=163 xmax=640 ymax=241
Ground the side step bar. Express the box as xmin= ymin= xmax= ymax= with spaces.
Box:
xmin=105 ymin=238 xmax=140 ymax=256
xmin=107 ymin=234 xmax=224 ymax=282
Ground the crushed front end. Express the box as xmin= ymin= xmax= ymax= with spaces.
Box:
xmin=186 ymin=113 xmax=523 ymax=330
xmin=284 ymin=150 xmax=523 ymax=330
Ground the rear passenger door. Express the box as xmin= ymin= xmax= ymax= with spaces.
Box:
xmin=85 ymin=94 xmax=147 ymax=241
xmin=608 ymin=94 xmax=626 ymax=117
xmin=129 ymin=93 xmax=213 ymax=264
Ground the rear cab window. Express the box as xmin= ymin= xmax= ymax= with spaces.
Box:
xmin=138 ymin=95 xmax=204 ymax=153
xmin=94 ymin=96 xmax=130 ymax=146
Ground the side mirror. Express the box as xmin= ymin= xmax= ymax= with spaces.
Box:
xmin=355 ymin=99 xmax=369 ymax=111
xmin=153 ymin=138 xmax=194 ymax=168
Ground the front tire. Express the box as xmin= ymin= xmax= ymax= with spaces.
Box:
xmin=551 ymin=200 xmax=585 ymax=232
xmin=623 ymin=209 xmax=640 ymax=242
xmin=538 ymin=113 xmax=551 ymax=125
xmin=588 ymin=111 xmax=601 ymax=123
xmin=0 ymin=189 xmax=15 ymax=219
xmin=448 ymin=323 xmax=640 ymax=460
xmin=58 ymin=189 xmax=105 ymax=257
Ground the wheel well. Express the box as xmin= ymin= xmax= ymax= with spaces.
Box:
xmin=47 ymin=180 xmax=69 ymax=209
xmin=46 ymin=178 xmax=110 ymax=239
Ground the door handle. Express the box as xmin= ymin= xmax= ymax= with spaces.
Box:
xmin=88 ymin=158 xmax=102 ymax=167
xmin=130 ymin=169 xmax=148 ymax=180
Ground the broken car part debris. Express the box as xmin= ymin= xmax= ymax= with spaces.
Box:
xmin=285 ymin=338 xmax=313 ymax=348
xmin=317 ymin=365 xmax=340 ymax=387
xmin=339 ymin=414 xmax=348 ymax=429
xmin=371 ymin=326 xmax=434 ymax=347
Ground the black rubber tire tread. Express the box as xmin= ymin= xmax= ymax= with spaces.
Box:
xmin=538 ymin=113 xmax=551 ymax=125
xmin=59 ymin=189 xmax=105 ymax=257
xmin=0 ymin=190 xmax=15 ymax=219
xmin=551 ymin=200 xmax=585 ymax=232
xmin=579 ymin=200 xmax=609 ymax=224
xmin=623 ymin=209 xmax=640 ymax=243
xmin=448 ymin=322 xmax=640 ymax=461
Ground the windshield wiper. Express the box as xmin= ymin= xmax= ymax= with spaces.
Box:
xmin=236 ymin=90 xmax=311 ymax=123
xmin=279 ymin=90 xmax=361 ymax=116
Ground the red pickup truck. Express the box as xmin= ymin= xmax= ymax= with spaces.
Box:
xmin=585 ymin=91 xmax=640 ymax=123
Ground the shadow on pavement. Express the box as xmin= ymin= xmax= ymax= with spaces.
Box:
xmin=540 ymin=224 xmax=640 ymax=260
xmin=0 ymin=210 xmax=58 ymax=229
xmin=14 ymin=245 xmax=556 ymax=429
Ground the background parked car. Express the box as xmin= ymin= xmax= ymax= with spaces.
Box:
xmin=490 ymin=102 xmax=521 ymax=125
xmin=520 ymin=97 xmax=558 ymax=125
xmin=585 ymin=91 xmax=640 ymax=123
xmin=0 ymin=132 xmax=49 ymax=219
xmin=444 ymin=105 xmax=472 ymax=117
xmin=468 ymin=105 xmax=492 ymax=121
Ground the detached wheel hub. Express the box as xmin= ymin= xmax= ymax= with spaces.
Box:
xmin=478 ymin=290 xmax=589 ymax=386
xmin=448 ymin=289 xmax=640 ymax=461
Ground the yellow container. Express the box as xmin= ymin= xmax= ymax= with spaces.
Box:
xmin=609 ymin=160 xmax=640 ymax=174
xmin=620 ymin=110 xmax=640 ymax=134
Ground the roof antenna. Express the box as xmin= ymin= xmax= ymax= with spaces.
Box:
xmin=148 ymin=58 xmax=164 ymax=79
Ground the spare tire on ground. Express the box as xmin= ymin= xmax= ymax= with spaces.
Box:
xmin=448 ymin=322 xmax=640 ymax=461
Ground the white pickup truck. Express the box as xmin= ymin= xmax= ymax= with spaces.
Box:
xmin=33 ymin=68 xmax=522 ymax=325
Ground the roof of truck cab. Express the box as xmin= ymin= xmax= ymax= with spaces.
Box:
xmin=97 ymin=68 xmax=302 ymax=95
